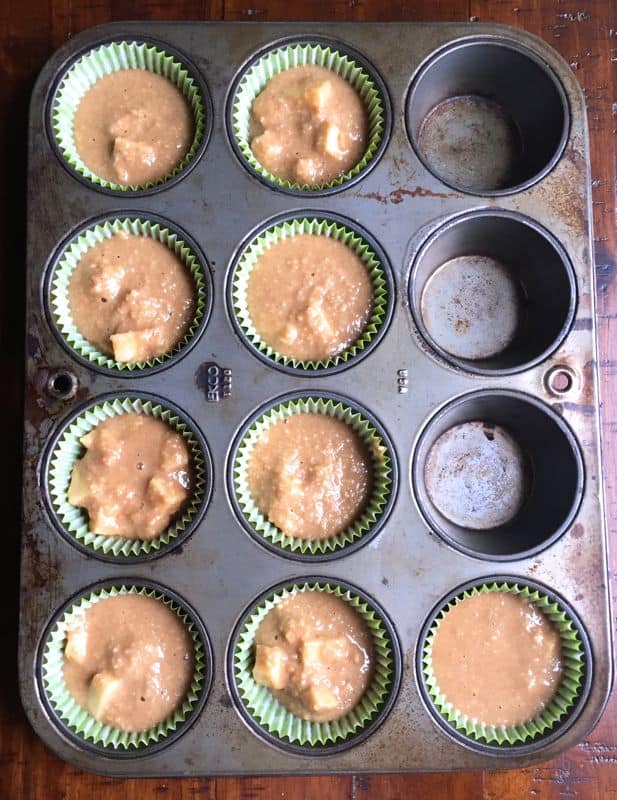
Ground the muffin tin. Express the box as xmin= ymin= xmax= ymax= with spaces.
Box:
xmin=20 ymin=21 xmax=611 ymax=774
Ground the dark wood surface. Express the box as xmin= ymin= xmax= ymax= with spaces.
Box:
xmin=1 ymin=1 xmax=615 ymax=797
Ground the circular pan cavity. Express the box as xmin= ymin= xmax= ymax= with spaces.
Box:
xmin=225 ymin=35 xmax=392 ymax=197
xmin=41 ymin=391 xmax=214 ymax=563
xmin=412 ymin=389 xmax=584 ymax=561
xmin=47 ymin=36 xmax=213 ymax=196
xmin=37 ymin=578 xmax=213 ymax=757
xmin=409 ymin=209 xmax=576 ymax=375
xmin=226 ymin=390 xmax=398 ymax=561
xmin=406 ymin=36 xmax=569 ymax=195
xmin=44 ymin=212 xmax=213 ymax=377
xmin=415 ymin=575 xmax=592 ymax=755
xmin=425 ymin=421 xmax=528 ymax=530
xmin=226 ymin=210 xmax=395 ymax=376
xmin=227 ymin=576 xmax=402 ymax=755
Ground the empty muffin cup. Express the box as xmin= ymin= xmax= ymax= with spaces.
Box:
xmin=406 ymin=37 xmax=569 ymax=194
xmin=228 ymin=578 xmax=401 ymax=753
xmin=228 ymin=392 xmax=397 ymax=559
xmin=50 ymin=39 xmax=210 ymax=192
xmin=409 ymin=210 xmax=576 ymax=375
xmin=412 ymin=389 xmax=584 ymax=560
xmin=46 ymin=215 xmax=212 ymax=374
xmin=417 ymin=578 xmax=590 ymax=751
xmin=228 ymin=213 xmax=393 ymax=374
xmin=43 ymin=393 xmax=212 ymax=560
xmin=425 ymin=421 xmax=528 ymax=531
xmin=39 ymin=581 xmax=211 ymax=753
xmin=227 ymin=37 xmax=390 ymax=195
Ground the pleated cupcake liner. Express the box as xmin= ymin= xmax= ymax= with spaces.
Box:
xmin=422 ymin=581 xmax=586 ymax=746
xmin=42 ymin=584 xmax=207 ymax=749
xmin=231 ymin=41 xmax=386 ymax=192
xmin=231 ymin=216 xmax=389 ymax=372
xmin=232 ymin=396 xmax=393 ymax=556
xmin=233 ymin=581 xmax=396 ymax=747
xmin=49 ymin=217 xmax=209 ymax=372
xmin=52 ymin=40 xmax=206 ymax=191
xmin=46 ymin=396 xmax=208 ymax=558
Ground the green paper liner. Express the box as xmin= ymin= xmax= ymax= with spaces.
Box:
xmin=49 ymin=217 xmax=209 ymax=372
xmin=232 ymin=397 xmax=393 ymax=555
xmin=231 ymin=217 xmax=389 ymax=371
xmin=41 ymin=585 xmax=207 ymax=749
xmin=231 ymin=42 xmax=386 ymax=192
xmin=422 ymin=581 xmax=586 ymax=746
xmin=47 ymin=397 xmax=207 ymax=557
xmin=233 ymin=581 xmax=395 ymax=747
xmin=52 ymin=40 xmax=206 ymax=191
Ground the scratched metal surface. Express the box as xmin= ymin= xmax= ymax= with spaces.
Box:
xmin=19 ymin=21 xmax=612 ymax=775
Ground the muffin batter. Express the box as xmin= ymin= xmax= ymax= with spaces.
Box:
xmin=68 ymin=413 xmax=192 ymax=539
xmin=64 ymin=594 xmax=194 ymax=732
xmin=247 ymin=234 xmax=373 ymax=361
xmin=248 ymin=413 xmax=373 ymax=540
xmin=253 ymin=590 xmax=374 ymax=722
xmin=250 ymin=65 xmax=368 ymax=185
xmin=68 ymin=232 xmax=195 ymax=363
xmin=425 ymin=421 xmax=527 ymax=530
xmin=430 ymin=591 xmax=563 ymax=727
xmin=73 ymin=69 xmax=194 ymax=185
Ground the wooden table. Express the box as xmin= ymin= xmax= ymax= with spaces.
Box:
xmin=1 ymin=1 xmax=615 ymax=797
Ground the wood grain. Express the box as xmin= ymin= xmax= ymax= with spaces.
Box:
xmin=2 ymin=1 xmax=616 ymax=798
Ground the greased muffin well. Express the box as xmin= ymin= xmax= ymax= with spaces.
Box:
xmin=68 ymin=413 xmax=192 ymax=540
xmin=424 ymin=421 xmax=527 ymax=530
xmin=68 ymin=231 xmax=196 ymax=363
xmin=63 ymin=593 xmax=194 ymax=732
xmin=246 ymin=234 xmax=374 ymax=362
xmin=252 ymin=590 xmax=374 ymax=722
xmin=73 ymin=69 xmax=194 ymax=186
xmin=247 ymin=413 xmax=373 ymax=540
xmin=250 ymin=65 xmax=368 ymax=185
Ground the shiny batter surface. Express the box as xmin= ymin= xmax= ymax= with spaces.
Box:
xmin=431 ymin=592 xmax=562 ymax=727
xmin=250 ymin=65 xmax=368 ymax=185
xmin=68 ymin=232 xmax=195 ymax=363
xmin=68 ymin=413 xmax=192 ymax=540
xmin=253 ymin=591 xmax=374 ymax=722
xmin=247 ymin=234 xmax=373 ymax=361
xmin=74 ymin=69 xmax=193 ymax=185
xmin=248 ymin=413 xmax=372 ymax=540
xmin=64 ymin=594 xmax=194 ymax=732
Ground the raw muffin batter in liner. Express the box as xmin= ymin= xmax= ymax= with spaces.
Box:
xmin=253 ymin=590 xmax=374 ymax=722
xmin=68 ymin=231 xmax=196 ymax=364
xmin=63 ymin=594 xmax=194 ymax=732
xmin=68 ymin=413 xmax=192 ymax=540
xmin=430 ymin=591 xmax=563 ymax=727
xmin=246 ymin=233 xmax=374 ymax=362
xmin=73 ymin=69 xmax=194 ymax=186
xmin=248 ymin=412 xmax=373 ymax=540
xmin=250 ymin=64 xmax=368 ymax=185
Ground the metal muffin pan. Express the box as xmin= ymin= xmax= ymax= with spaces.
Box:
xmin=20 ymin=21 xmax=611 ymax=775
